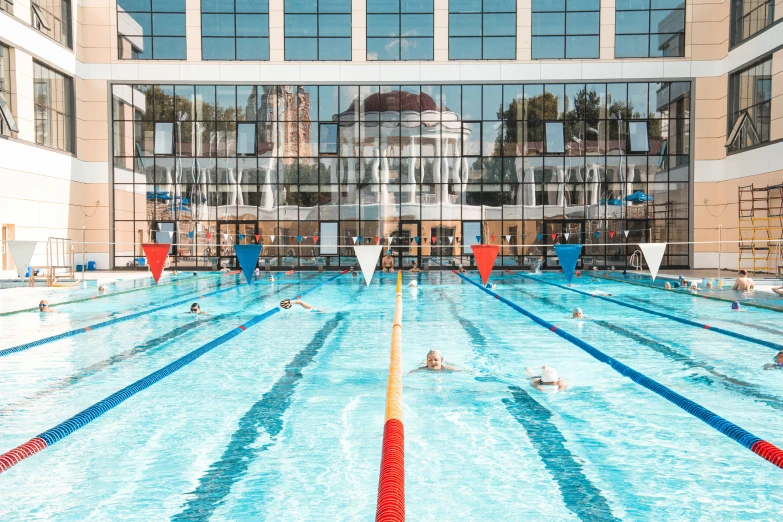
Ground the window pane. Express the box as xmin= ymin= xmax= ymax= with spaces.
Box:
xmin=153 ymin=37 xmax=186 ymax=58
xmin=285 ymin=37 xmax=317 ymax=59
xmin=368 ymin=14 xmax=400 ymax=37
xmin=449 ymin=14 xmax=482 ymax=36
xmin=368 ymin=37 xmax=400 ymax=60
xmin=616 ymin=11 xmax=649 ymax=33
xmin=532 ymin=13 xmax=564 ymax=35
xmin=615 ymin=34 xmax=649 ymax=57
xmin=319 ymin=37 xmax=351 ymax=60
xmin=201 ymin=14 xmax=234 ymax=37
xmin=628 ymin=121 xmax=649 ymax=152
xmin=545 ymin=122 xmax=564 ymax=153
xmin=286 ymin=14 xmax=317 ymax=36
xmin=319 ymin=123 xmax=338 ymax=154
xmin=401 ymin=37 xmax=433 ymax=59
xmin=483 ymin=14 xmax=515 ymax=36
xmin=401 ymin=14 xmax=433 ymax=37
xmin=237 ymin=123 xmax=257 ymax=154
xmin=565 ymin=12 xmax=599 ymax=35
xmin=565 ymin=36 xmax=598 ymax=58
xmin=202 ymin=37 xmax=236 ymax=59
xmin=236 ymin=15 xmax=269 ymax=37
xmin=532 ymin=36 xmax=563 ymax=58
xmin=319 ymin=14 xmax=351 ymax=36
xmin=154 ymin=122 xmax=173 ymax=154
xmin=449 ymin=37 xmax=482 ymax=59
xmin=483 ymin=37 xmax=515 ymax=59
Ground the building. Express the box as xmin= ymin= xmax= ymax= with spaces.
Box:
xmin=1 ymin=0 xmax=782 ymax=271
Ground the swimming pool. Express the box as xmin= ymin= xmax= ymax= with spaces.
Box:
xmin=1 ymin=270 xmax=782 ymax=520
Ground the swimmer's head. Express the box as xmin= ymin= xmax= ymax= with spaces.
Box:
xmin=280 ymin=299 xmax=292 ymax=309
xmin=678 ymin=274 xmax=685 ymax=281
xmin=706 ymin=281 xmax=713 ymax=288
xmin=426 ymin=349 xmax=443 ymax=370
xmin=731 ymin=301 xmax=741 ymax=310
xmin=575 ymin=270 xmax=581 ymax=277
xmin=774 ymin=351 xmax=783 ymax=364
xmin=386 ymin=250 xmax=392 ymax=255
xmin=611 ymin=266 xmax=615 ymax=271
xmin=193 ymin=272 xmax=197 ymax=276
xmin=98 ymin=286 xmax=106 ymax=292
xmin=572 ymin=307 xmax=583 ymax=318
xmin=622 ymin=269 xmax=627 ymax=276
xmin=190 ymin=303 xmax=200 ymax=313
xmin=592 ymin=266 xmax=598 ymax=272
xmin=540 ymin=366 xmax=559 ymax=384
xmin=690 ymin=282 xmax=698 ymax=289
xmin=665 ymin=282 xmax=671 ymax=289
xmin=458 ymin=264 xmax=463 ymax=269
xmin=409 ymin=280 xmax=418 ymax=287
xmin=349 ymin=266 xmax=354 ymax=271
xmin=268 ymin=276 xmax=275 ymax=282
xmin=739 ymin=269 xmax=748 ymax=276
xmin=411 ymin=260 xmax=417 ymax=267
xmin=38 ymin=300 xmax=49 ymax=311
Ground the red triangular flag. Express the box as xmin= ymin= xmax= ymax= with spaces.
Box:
xmin=551 ymin=233 xmax=557 ymax=241
xmin=432 ymin=236 xmax=437 ymax=244
xmin=142 ymin=243 xmax=170 ymax=284
xmin=313 ymin=235 xmax=319 ymax=243
xmin=491 ymin=235 xmax=496 ymax=242
xmin=254 ymin=234 xmax=261 ymax=243
xmin=206 ymin=232 xmax=212 ymax=239
xmin=471 ymin=245 xmax=499 ymax=285
xmin=374 ymin=236 xmax=379 ymax=244
xmin=609 ymin=231 xmax=615 ymax=238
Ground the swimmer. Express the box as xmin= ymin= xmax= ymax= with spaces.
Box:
xmin=193 ymin=272 xmax=198 ymax=276
xmin=219 ymin=263 xmax=230 ymax=273
xmin=98 ymin=285 xmax=106 ymax=293
xmin=382 ymin=252 xmax=395 ymax=272
xmin=189 ymin=303 xmax=208 ymax=315
xmin=350 ymin=266 xmax=358 ymax=278
xmin=526 ymin=366 xmax=567 ymax=391
xmin=665 ymin=282 xmax=671 ymax=290
xmin=706 ymin=281 xmax=713 ymax=289
xmin=572 ymin=307 xmax=583 ymax=319
xmin=592 ymin=290 xmax=614 ymax=297
xmin=611 ymin=266 xmax=616 ymax=272
xmin=410 ymin=349 xmax=460 ymax=372
xmin=575 ymin=270 xmax=581 ymax=277
xmin=38 ymin=300 xmax=55 ymax=313
xmin=733 ymin=270 xmax=755 ymax=291
xmin=280 ymin=299 xmax=321 ymax=312
xmin=268 ymin=276 xmax=275 ymax=282
xmin=172 ymin=270 xmax=178 ymax=276
xmin=771 ymin=286 xmax=783 ymax=297
xmin=254 ymin=267 xmax=261 ymax=277
xmin=622 ymin=269 xmax=627 ymax=276
xmin=763 ymin=350 xmax=783 ymax=370
xmin=731 ymin=301 xmax=741 ymax=311
xmin=285 ymin=270 xmax=295 ymax=275
xmin=458 ymin=264 xmax=466 ymax=273
xmin=409 ymin=280 xmax=418 ymax=287
xmin=592 ymin=266 xmax=598 ymax=272
xmin=485 ymin=282 xmax=496 ymax=290
xmin=690 ymin=282 xmax=698 ymax=290
xmin=409 ymin=260 xmax=421 ymax=273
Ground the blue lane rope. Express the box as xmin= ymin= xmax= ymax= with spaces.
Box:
xmin=0 ymin=275 xmax=256 ymax=358
xmin=455 ymin=271 xmax=783 ymax=467
xmin=518 ymin=273 xmax=783 ymax=353
xmin=0 ymin=271 xmax=345 ymax=473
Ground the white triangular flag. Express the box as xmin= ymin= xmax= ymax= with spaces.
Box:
xmin=638 ymin=243 xmax=667 ymax=281
xmin=7 ymin=241 xmax=37 ymax=279
xmin=448 ymin=236 xmax=454 ymax=244
xmin=505 ymin=235 xmax=511 ymax=243
xmin=352 ymin=236 xmax=358 ymax=244
xmin=354 ymin=245 xmax=383 ymax=286
xmin=624 ymin=230 xmax=629 ymax=238
xmin=564 ymin=233 xmax=570 ymax=241
xmin=270 ymin=235 xmax=276 ymax=242
xmin=387 ymin=237 xmax=392 ymax=245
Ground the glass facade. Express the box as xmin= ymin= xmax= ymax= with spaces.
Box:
xmin=117 ymin=0 xmax=186 ymax=60
xmin=201 ymin=0 xmax=269 ymax=60
xmin=730 ymin=0 xmax=775 ymax=46
xmin=284 ymin=0 xmax=352 ymax=61
xmin=615 ymin=0 xmax=686 ymax=58
xmin=727 ymin=57 xmax=772 ymax=152
xmin=31 ymin=0 xmax=72 ymax=48
xmin=33 ymin=61 xmax=74 ymax=153
xmin=532 ymin=0 xmax=600 ymax=60
xmin=367 ymin=0 xmax=434 ymax=61
xmin=111 ymin=82 xmax=691 ymax=270
xmin=448 ymin=0 xmax=516 ymax=60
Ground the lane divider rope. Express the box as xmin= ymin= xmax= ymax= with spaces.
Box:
xmin=0 ymin=272 xmax=229 ymax=317
xmin=455 ymin=271 xmax=783 ymax=470
xmin=376 ymin=271 xmax=405 ymax=522
xmin=0 ymin=271 xmax=346 ymax=474
xmin=518 ymin=274 xmax=783 ymax=353
xmin=0 ymin=275 xmax=249 ymax=358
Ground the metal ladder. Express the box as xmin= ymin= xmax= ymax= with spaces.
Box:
xmin=630 ymin=250 xmax=643 ymax=271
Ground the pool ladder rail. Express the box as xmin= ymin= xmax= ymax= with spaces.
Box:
xmin=630 ymin=250 xmax=643 ymax=271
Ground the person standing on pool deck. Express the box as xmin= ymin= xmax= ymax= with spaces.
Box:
xmin=382 ymin=252 xmax=395 ymax=272
xmin=733 ymin=269 xmax=755 ymax=291
xmin=763 ymin=351 xmax=783 ymax=370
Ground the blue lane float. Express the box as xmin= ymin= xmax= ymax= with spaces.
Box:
xmin=454 ymin=270 xmax=783 ymax=470
xmin=0 ymin=271 xmax=346 ymax=474
xmin=0 ymin=275 xmax=248 ymax=358
xmin=517 ymin=273 xmax=783 ymax=353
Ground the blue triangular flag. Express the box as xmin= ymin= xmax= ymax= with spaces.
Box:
xmin=238 ymin=234 xmax=245 ymax=241
xmin=414 ymin=236 xmax=420 ymax=244
xmin=475 ymin=236 xmax=481 ymax=244
xmin=188 ymin=231 xmax=194 ymax=238
xmin=358 ymin=236 xmax=363 ymax=244
xmin=234 ymin=244 xmax=263 ymax=284
xmin=554 ymin=244 xmax=582 ymax=284
xmin=594 ymin=231 xmax=600 ymax=239
xmin=297 ymin=235 xmax=302 ymax=243
xmin=536 ymin=234 xmax=542 ymax=242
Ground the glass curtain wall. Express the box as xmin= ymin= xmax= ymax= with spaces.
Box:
xmin=31 ymin=0 xmax=72 ymax=48
xmin=615 ymin=0 xmax=686 ymax=58
xmin=448 ymin=0 xmax=516 ymax=60
xmin=117 ymin=0 xmax=187 ymax=59
xmin=367 ymin=0 xmax=434 ymax=61
xmin=730 ymin=0 xmax=775 ymax=46
xmin=284 ymin=0 xmax=351 ymax=60
xmin=532 ymin=0 xmax=600 ymax=59
xmin=201 ymin=0 xmax=270 ymax=60
xmin=111 ymin=82 xmax=691 ymax=270
xmin=33 ymin=61 xmax=74 ymax=153
xmin=727 ymin=57 xmax=772 ymax=151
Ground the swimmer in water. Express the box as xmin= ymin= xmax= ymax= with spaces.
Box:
xmin=268 ymin=276 xmax=275 ymax=282
xmin=98 ymin=286 xmax=106 ymax=293
xmin=280 ymin=299 xmax=322 ymax=312
xmin=350 ymin=266 xmax=358 ymax=278
xmin=572 ymin=307 xmax=584 ymax=319
xmin=731 ymin=301 xmax=741 ymax=311
xmin=763 ymin=350 xmax=783 ymax=370
xmin=526 ymin=366 xmax=568 ymax=391
xmin=458 ymin=264 xmax=466 ymax=273
xmin=771 ymin=286 xmax=783 ymax=297
xmin=254 ymin=267 xmax=261 ymax=277
xmin=190 ymin=303 xmax=208 ymax=315
xmin=285 ymin=270 xmax=295 ymax=276
xmin=409 ymin=280 xmax=418 ymax=287
xmin=485 ymin=282 xmax=496 ymax=290
xmin=409 ymin=260 xmax=421 ymax=273
xmin=38 ymin=300 xmax=56 ymax=313
xmin=193 ymin=272 xmax=198 ymax=276
xmin=410 ymin=349 xmax=460 ymax=372
xmin=665 ymin=282 xmax=672 ymax=290
xmin=220 ymin=263 xmax=230 ymax=273
xmin=592 ymin=266 xmax=598 ymax=272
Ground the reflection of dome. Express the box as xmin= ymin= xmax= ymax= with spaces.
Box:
xmin=362 ymin=91 xmax=439 ymax=113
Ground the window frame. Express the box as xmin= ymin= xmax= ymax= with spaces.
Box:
xmin=0 ymin=43 xmax=16 ymax=136
xmin=729 ymin=0 xmax=776 ymax=48
xmin=615 ymin=0 xmax=686 ymax=58
xmin=284 ymin=0 xmax=352 ymax=61
xmin=448 ymin=0 xmax=517 ymax=61
xmin=726 ymin=55 xmax=772 ymax=153
xmin=366 ymin=0 xmax=434 ymax=61
xmin=33 ymin=60 xmax=75 ymax=153
xmin=30 ymin=0 xmax=72 ymax=48
xmin=201 ymin=0 xmax=270 ymax=61
xmin=116 ymin=0 xmax=187 ymax=60
xmin=532 ymin=0 xmax=600 ymax=60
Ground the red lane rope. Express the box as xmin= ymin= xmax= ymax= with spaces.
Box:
xmin=376 ymin=419 xmax=405 ymax=522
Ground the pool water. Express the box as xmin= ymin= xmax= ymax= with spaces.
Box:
xmin=0 ymin=271 xmax=782 ymax=521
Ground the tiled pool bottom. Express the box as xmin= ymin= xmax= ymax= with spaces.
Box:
xmin=0 ymin=271 xmax=781 ymax=520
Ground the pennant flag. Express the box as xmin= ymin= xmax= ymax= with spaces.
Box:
xmin=7 ymin=241 xmax=37 ymax=279
xmin=491 ymin=235 xmax=496 ymax=242
xmin=358 ymin=236 xmax=364 ymax=244
xmin=423 ymin=237 xmax=428 ymax=244
xmin=505 ymin=235 xmax=511 ymax=243
xmin=448 ymin=236 xmax=454 ymax=244
xmin=188 ymin=231 xmax=194 ymax=238
xmin=432 ymin=236 xmax=437 ymax=244
xmin=352 ymin=236 xmax=358 ymax=244
xmin=374 ymin=236 xmax=380 ymax=244
xmin=296 ymin=235 xmax=303 ymax=243
xmin=142 ymin=243 xmax=171 ymax=284
xmin=476 ymin=235 xmax=481 ymax=244
xmin=206 ymin=232 xmax=212 ymax=239
xmin=623 ymin=230 xmax=629 ymax=238
xmin=564 ymin=233 xmax=570 ymax=241
xmin=471 ymin=244 xmax=499 ymax=285
xmin=255 ymin=234 xmax=261 ymax=243
xmin=414 ymin=237 xmax=420 ymax=244
xmin=354 ymin=245 xmax=383 ymax=286
xmin=387 ymin=236 xmax=392 ymax=245
xmin=234 ymin=244 xmax=263 ymax=284
xmin=270 ymin=235 xmax=276 ymax=242
xmin=313 ymin=235 xmax=319 ymax=243
xmin=609 ymin=231 xmax=615 ymax=238
xmin=238 ymin=234 xmax=245 ymax=241
xmin=554 ymin=244 xmax=582 ymax=284
xmin=537 ymin=234 xmax=542 ymax=242
xmin=594 ymin=231 xmax=600 ymax=239
xmin=638 ymin=243 xmax=667 ymax=281
xmin=551 ymin=233 xmax=557 ymax=241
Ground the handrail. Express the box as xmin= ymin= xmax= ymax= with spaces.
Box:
xmin=376 ymin=271 xmax=405 ymax=522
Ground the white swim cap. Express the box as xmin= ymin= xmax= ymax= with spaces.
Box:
xmin=573 ymin=307 xmax=582 ymax=315
xmin=541 ymin=367 xmax=559 ymax=383
xmin=409 ymin=280 xmax=418 ymax=287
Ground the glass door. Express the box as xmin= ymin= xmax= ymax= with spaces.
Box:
xmin=395 ymin=221 xmax=420 ymax=270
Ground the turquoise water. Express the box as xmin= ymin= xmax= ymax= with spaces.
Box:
xmin=0 ymin=271 xmax=782 ymax=520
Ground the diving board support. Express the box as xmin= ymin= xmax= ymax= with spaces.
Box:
xmin=455 ymin=271 xmax=783 ymax=470
xmin=376 ymin=271 xmax=405 ymax=522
